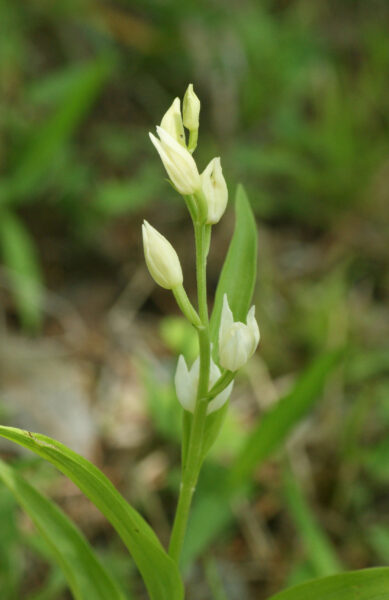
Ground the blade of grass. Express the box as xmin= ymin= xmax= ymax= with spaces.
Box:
xmin=229 ymin=350 xmax=343 ymax=488
xmin=0 ymin=459 xmax=126 ymax=600
xmin=283 ymin=466 xmax=343 ymax=577
xmin=0 ymin=209 xmax=43 ymax=330
xmin=7 ymin=59 xmax=111 ymax=203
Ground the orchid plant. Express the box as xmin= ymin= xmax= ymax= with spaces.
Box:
xmin=0 ymin=85 xmax=387 ymax=600
xmin=143 ymin=84 xmax=260 ymax=563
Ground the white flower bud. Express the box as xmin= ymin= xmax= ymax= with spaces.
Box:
xmin=149 ymin=126 xmax=201 ymax=195
xmin=142 ymin=221 xmax=183 ymax=289
xmin=201 ymin=157 xmax=228 ymax=224
xmin=160 ymin=97 xmax=186 ymax=146
xmin=183 ymin=84 xmax=200 ymax=131
xmin=218 ymin=295 xmax=260 ymax=371
xmin=175 ymin=354 xmax=233 ymax=414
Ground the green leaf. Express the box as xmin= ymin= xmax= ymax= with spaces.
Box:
xmin=283 ymin=467 xmax=343 ymax=577
xmin=0 ymin=426 xmax=184 ymax=600
xmin=0 ymin=459 xmax=125 ymax=600
xmin=8 ymin=59 xmax=110 ymax=203
xmin=267 ymin=568 xmax=389 ymax=600
xmin=209 ymin=184 xmax=257 ymax=349
xmin=0 ymin=210 xmax=43 ymax=330
xmin=0 ymin=485 xmax=22 ymax=596
xmin=200 ymin=402 xmax=230 ymax=461
xmin=229 ymin=350 xmax=342 ymax=487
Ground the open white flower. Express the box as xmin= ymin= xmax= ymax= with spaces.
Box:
xmin=175 ymin=355 xmax=233 ymax=414
xmin=160 ymin=97 xmax=186 ymax=146
xmin=142 ymin=220 xmax=183 ymax=289
xmin=218 ymin=295 xmax=260 ymax=371
xmin=149 ymin=126 xmax=201 ymax=195
xmin=201 ymin=157 xmax=228 ymax=224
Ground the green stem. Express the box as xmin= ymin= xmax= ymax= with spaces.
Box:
xmin=184 ymin=195 xmax=198 ymax=222
xmin=204 ymin=224 xmax=212 ymax=257
xmin=194 ymin=223 xmax=209 ymax=326
xmin=172 ymin=285 xmax=201 ymax=328
xmin=168 ymin=223 xmax=211 ymax=564
xmin=206 ymin=370 xmax=235 ymax=399
xmin=188 ymin=129 xmax=198 ymax=153
xmin=193 ymin=189 xmax=208 ymax=225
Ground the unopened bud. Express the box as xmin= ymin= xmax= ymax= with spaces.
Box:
xmin=183 ymin=84 xmax=200 ymax=131
xmin=149 ymin=126 xmax=201 ymax=195
xmin=142 ymin=221 xmax=183 ymax=289
xmin=218 ymin=295 xmax=260 ymax=371
xmin=201 ymin=157 xmax=228 ymax=224
xmin=160 ymin=97 xmax=186 ymax=146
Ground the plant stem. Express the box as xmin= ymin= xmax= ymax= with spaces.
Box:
xmin=206 ymin=370 xmax=235 ymax=399
xmin=168 ymin=223 xmax=211 ymax=564
xmin=187 ymin=129 xmax=198 ymax=153
xmin=173 ymin=285 xmax=201 ymax=328
xmin=194 ymin=223 xmax=209 ymax=326
xmin=184 ymin=194 xmax=198 ymax=222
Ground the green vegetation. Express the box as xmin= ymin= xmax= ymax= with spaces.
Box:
xmin=0 ymin=0 xmax=388 ymax=598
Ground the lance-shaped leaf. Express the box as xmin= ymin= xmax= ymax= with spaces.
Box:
xmin=210 ymin=184 xmax=257 ymax=351
xmin=0 ymin=426 xmax=184 ymax=600
xmin=267 ymin=567 xmax=389 ymax=600
xmin=0 ymin=459 xmax=125 ymax=600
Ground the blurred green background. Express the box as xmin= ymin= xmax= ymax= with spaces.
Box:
xmin=0 ymin=0 xmax=389 ymax=598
